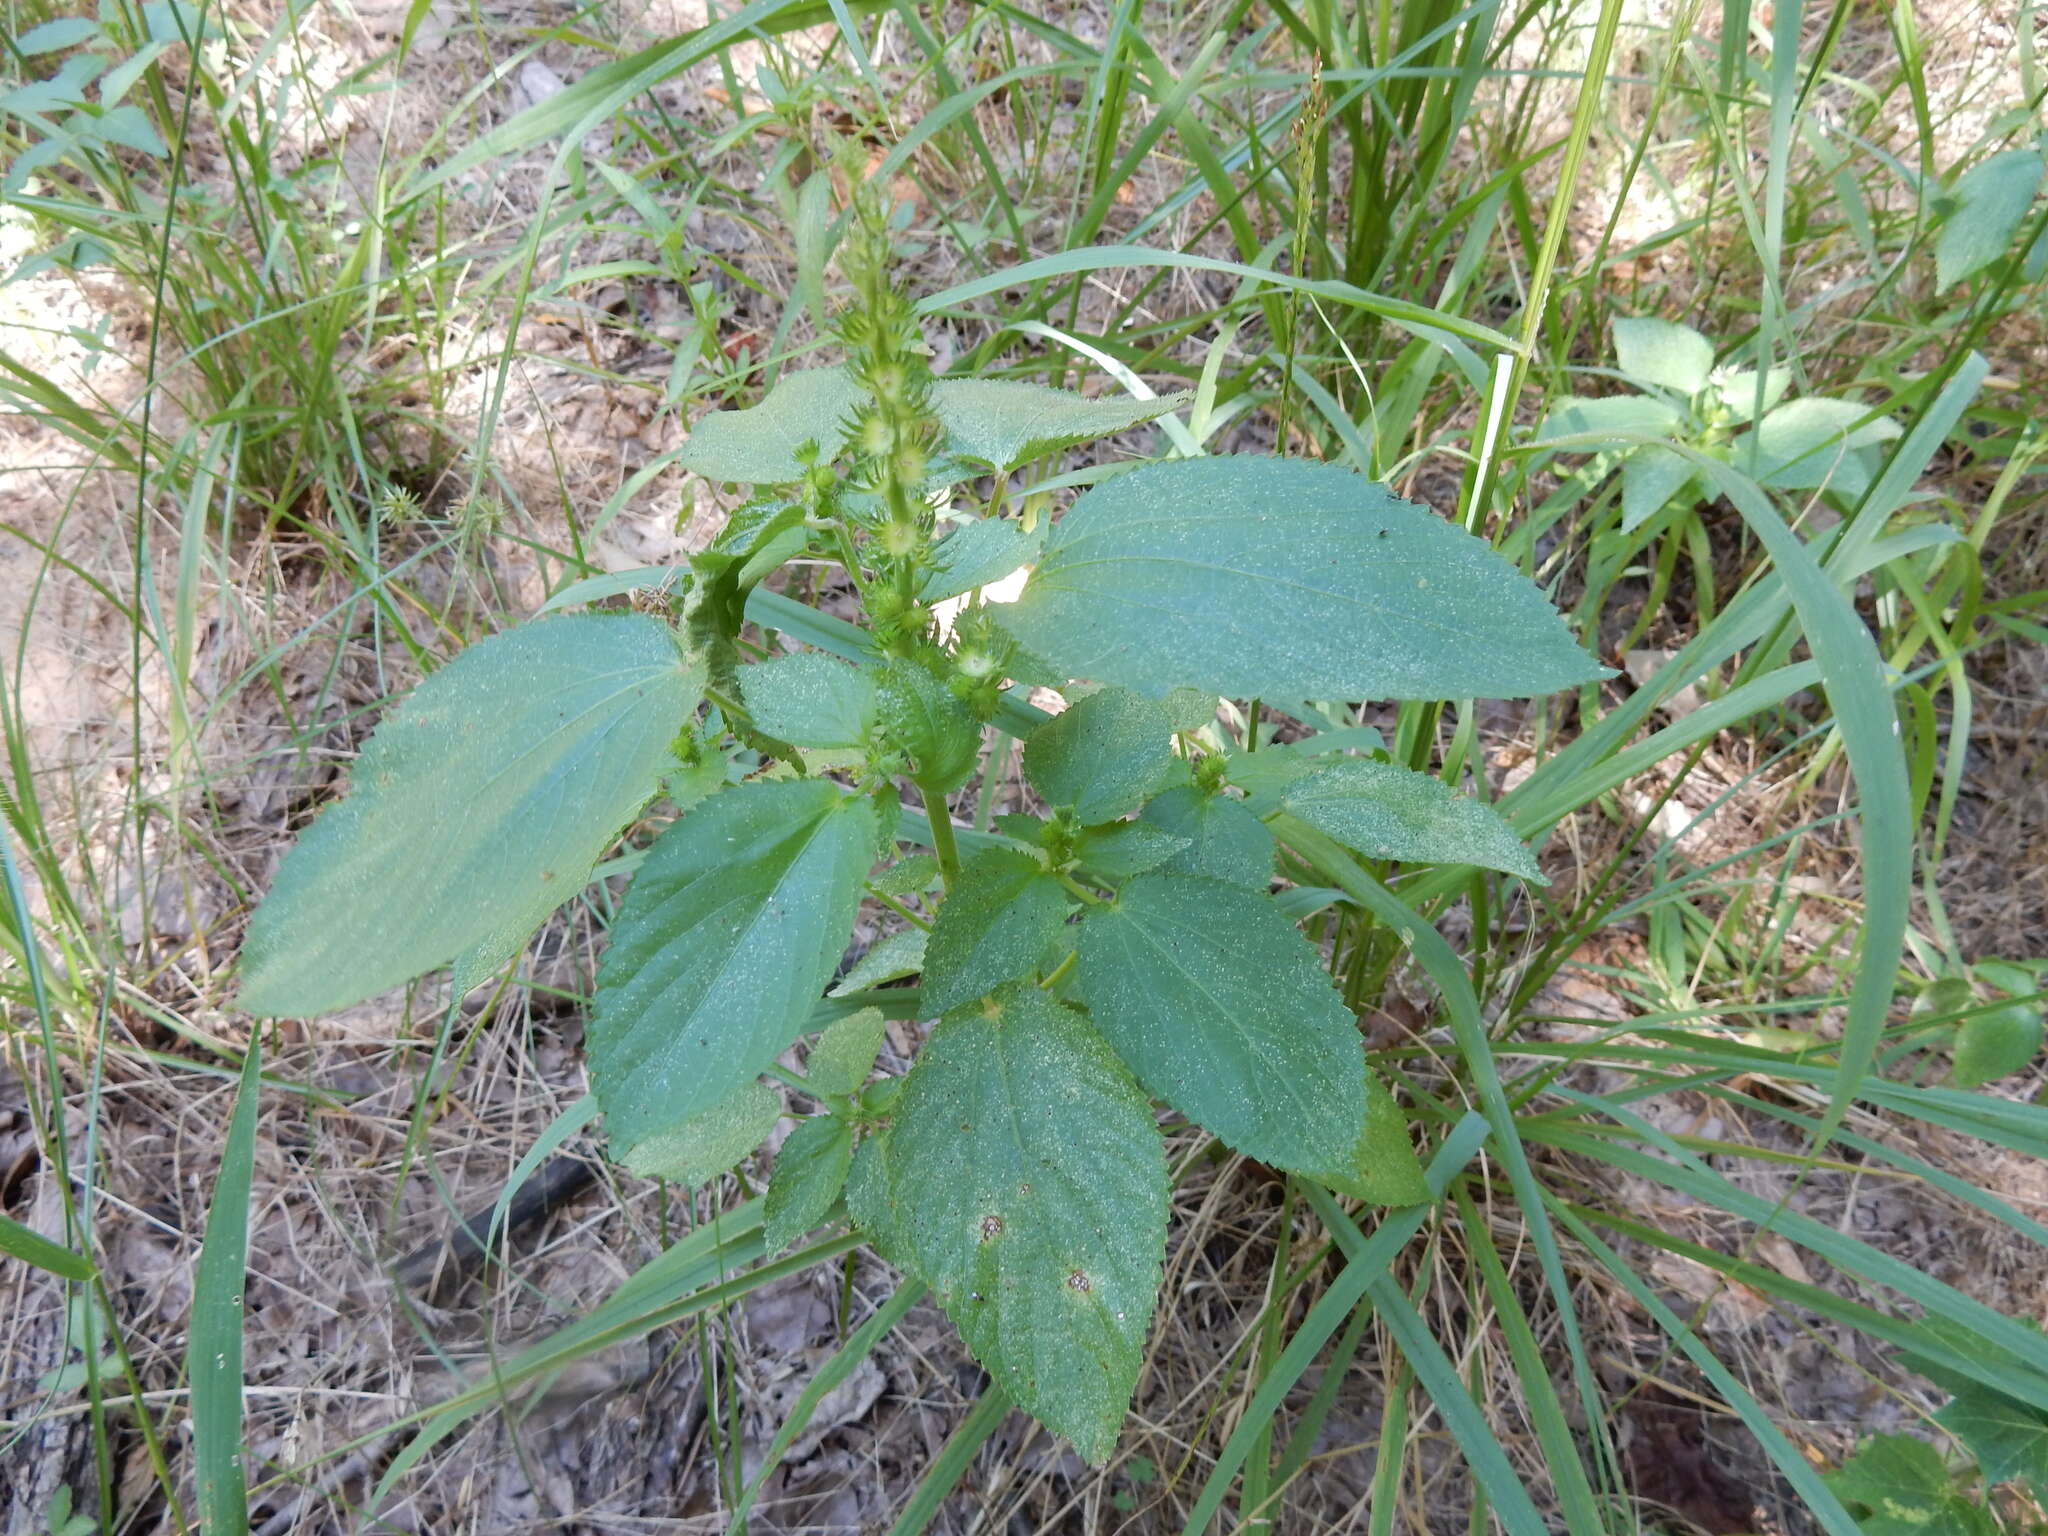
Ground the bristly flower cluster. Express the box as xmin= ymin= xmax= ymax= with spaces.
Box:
xmin=836 ymin=167 xmax=944 ymax=601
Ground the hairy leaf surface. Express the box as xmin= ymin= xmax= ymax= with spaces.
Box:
xmin=622 ymin=1081 xmax=780 ymax=1186
xmin=999 ymin=458 xmax=1605 ymax=702
xmin=239 ymin=615 xmax=699 ymax=1017
xmin=807 ymin=1006 xmax=888 ymax=1096
xmin=922 ymin=848 xmax=1070 ymax=1014
xmin=1313 ymin=1068 xmax=1430 ymax=1204
xmin=589 ymin=780 xmax=875 ymax=1160
xmin=930 ymin=379 xmax=1191 ymax=470
xmin=1280 ymin=759 xmax=1545 ymax=882
xmin=1612 ymin=317 xmax=1714 ymax=395
xmin=764 ymin=1115 xmax=855 ymax=1254
xmin=1023 ymin=687 xmax=1174 ymax=825
xmin=740 ymin=651 xmax=876 ymax=748
xmin=676 ymin=367 xmax=860 ymax=483
xmin=883 ymin=988 xmax=1167 ymax=1464
xmin=877 ymin=660 xmax=980 ymax=791
xmin=922 ymin=516 xmax=1043 ymax=602
xmin=1077 ymin=875 xmax=1367 ymax=1174
xmin=1139 ymin=786 xmax=1275 ymax=888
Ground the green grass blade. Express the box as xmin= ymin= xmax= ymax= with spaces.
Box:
xmin=1178 ymin=1113 xmax=1491 ymax=1534
xmin=727 ymin=1281 xmax=923 ymax=1531
xmin=1449 ymin=1185 xmax=1607 ymax=1531
xmin=1265 ymin=821 xmax=1620 ymax=1501
xmin=192 ymin=1042 xmax=263 ymax=1536
xmin=1685 ymin=453 xmax=1912 ymax=1143
xmin=1543 ymin=1099 xmax=2048 ymax=1390
xmin=1299 ymin=1185 xmax=1552 ymax=1536
xmin=0 ymin=1211 xmax=96 ymax=1283
xmin=885 ymin=1382 xmax=1012 ymax=1536
xmin=1548 ymin=1200 xmax=1866 ymax=1535
xmin=915 ymin=245 xmax=1513 ymax=353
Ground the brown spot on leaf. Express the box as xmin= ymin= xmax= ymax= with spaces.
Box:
xmin=979 ymin=1215 xmax=1003 ymax=1241
xmin=1066 ymin=1270 xmax=1091 ymax=1292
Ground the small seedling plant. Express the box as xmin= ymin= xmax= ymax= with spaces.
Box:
xmin=236 ymin=197 xmax=1607 ymax=1462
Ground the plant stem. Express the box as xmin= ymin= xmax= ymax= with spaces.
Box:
xmin=923 ymin=787 xmax=961 ymax=887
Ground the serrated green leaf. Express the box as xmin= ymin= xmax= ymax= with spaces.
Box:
xmin=1311 ymin=1067 xmax=1429 ymax=1205
xmin=1074 ymin=820 xmax=1189 ymax=880
xmin=686 ymin=499 xmax=808 ymax=694
xmin=922 ymin=848 xmax=1070 ymax=1014
xmin=589 ymin=780 xmax=875 ymax=1160
xmin=677 ymin=367 xmax=860 ymax=483
xmin=92 ymin=103 xmax=166 ymax=157
xmin=1937 ymin=149 xmax=2047 ymax=291
xmin=1612 ymin=317 xmax=1714 ymax=395
xmin=1620 ymin=444 xmax=1701 ymax=532
xmin=1077 ymin=875 xmax=1367 ymax=1174
xmin=1714 ymin=366 xmax=1792 ymax=423
xmin=1825 ymin=1434 xmax=1965 ymax=1535
xmin=1280 ymin=759 xmax=1545 ymax=882
xmin=876 ymin=660 xmax=980 ymax=792
xmin=1537 ymin=394 xmax=1685 ymax=445
xmin=740 ymin=652 xmax=876 ymax=748
xmin=239 ymin=615 xmax=699 ymax=1017
xmin=675 ymin=368 xmax=1190 ymax=486
xmin=1023 ymin=687 xmax=1174 ymax=825
xmin=1952 ymin=1003 xmax=2043 ymax=1088
xmin=1222 ymin=728 xmax=1388 ymax=811
xmin=622 ymin=1080 xmax=780 ymax=1186
xmin=17 ymin=17 xmax=102 ymax=52
xmin=844 ymin=1130 xmax=908 ymax=1266
xmin=807 ymin=1006 xmax=889 ymax=1096
xmin=883 ymin=987 xmax=1166 ymax=1464
xmin=830 ymin=930 xmax=928 ymax=998
xmin=1742 ymin=397 xmax=1903 ymax=495
xmin=874 ymin=854 xmax=942 ymax=896
xmin=764 ymin=1115 xmax=855 ymax=1254
xmin=1139 ymin=786 xmax=1276 ymax=888
xmin=928 ymin=379 xmax=1191 ymax=470
xmin=1935 ymin=1382 xmax=2048 ymax=1486
xmin=922 ymin=517 xmax=1043 ymax=602
xmin=1000 ymin=458 xmax=1605 ymax=703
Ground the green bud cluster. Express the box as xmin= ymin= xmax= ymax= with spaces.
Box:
xmin=944 ymin=603 xmax=1019 ymax=719
xmin=836 ymin=170 xmax=944 ymax=601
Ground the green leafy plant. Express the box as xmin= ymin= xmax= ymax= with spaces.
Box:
xmin=233 ymin=181 xmax=1606 ymax=1461
xmin=1539 ymin=315 xmax=1904 ymax=527
xmin=1829 ymin=1323 xmax=2048 ymax=1536
xmin=1912 ymin=959 xmax=2047 ymax=1090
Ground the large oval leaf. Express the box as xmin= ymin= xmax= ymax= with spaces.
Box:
xmin=997 ymin=457 xmax=1607 ymax=702
xmin=589 ymin=780 xmax=875 ymax=1160
xmin=237 ymin=614 xmax=699 ymax=1017
xmin=1076 ymin=874 xmax=1367 ymax=1174
xmin=881 ymin=986 xmax=1167 ymax=1464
